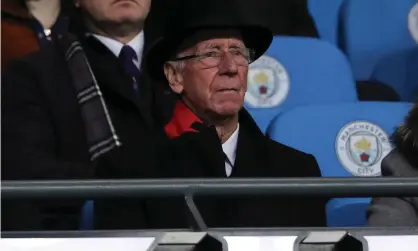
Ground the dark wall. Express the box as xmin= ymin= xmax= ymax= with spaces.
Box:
xmin=66 ymin=0 xmax=318 ymax=44
xmin=231 ymin=0 xmax=318 ymax=37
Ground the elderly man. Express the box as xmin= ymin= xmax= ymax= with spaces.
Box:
xmin=99 ymin=0 xmax=327 ymax=229
xmin=2 ymin=0 xmax=174 ymax=230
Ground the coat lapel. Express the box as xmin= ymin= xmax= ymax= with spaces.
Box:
xmin=223 ymin=109 xmax=281 ymax=227
xmin=231 ymin=109 xmax=270 ymax=177
xmin=80 ymin=35 xmax=154 ymax=128
xmin=136 ymin=70 xmax=155 ymax=128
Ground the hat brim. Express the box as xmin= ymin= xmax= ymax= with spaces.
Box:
xmin=146 ymin=25 xmax=273 ymax=80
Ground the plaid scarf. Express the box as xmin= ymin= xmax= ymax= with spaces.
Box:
xmin=58 ymin=34 xmax=121 ymax=160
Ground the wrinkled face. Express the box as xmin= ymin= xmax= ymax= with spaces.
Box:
xmin=75 ymin=0 xmax=151 ymax=25
xmin=164 ymin=29 xmax=250 ymax=119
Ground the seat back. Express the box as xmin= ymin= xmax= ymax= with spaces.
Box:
xmin=308 ymin=0 xmax=344 ymax=44
xmin=267 ymin=102 xmax=411 ymax=226
xmin=245 ymin=36 xmax=357 ymax=132
xmin=80 ymin=200 xmax=94 ymax=230
xmin=371 ymin=47 xmax=418 ymax=102
xmin=339 ymin=0 xmax=418 ymax=79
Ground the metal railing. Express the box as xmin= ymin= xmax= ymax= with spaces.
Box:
xmin=3 ymin=177 xmax=418 ymax=199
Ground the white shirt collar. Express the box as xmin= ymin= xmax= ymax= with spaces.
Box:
xmin=222 ymin=124 xmax=240 ymax=177
xmin=91 ymin=31 xmax=145 ymax=69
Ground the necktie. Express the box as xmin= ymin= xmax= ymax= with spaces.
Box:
xmin=119 ymin=45 xmax=140 ymax=92
xmin=224 ymin=152 xmax=233 ymax=177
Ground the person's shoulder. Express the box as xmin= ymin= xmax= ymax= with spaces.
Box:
xmin=381 ymin=148 xmax=418 ymax=176
xmin=264 ymin=137 xmax=321 ymax=177
xmin=4 ymin=43 xmax=60 ymax=72
xmin=2 ymin=53 xmax=41 ymax=85
xmin=2 ymin=43 xmax=67 ymax=100
xmin=265 ymin=137 xmax=312 ymax=159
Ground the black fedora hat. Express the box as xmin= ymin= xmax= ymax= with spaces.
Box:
xmin=146 ymin=0 xmax=273 ymax=79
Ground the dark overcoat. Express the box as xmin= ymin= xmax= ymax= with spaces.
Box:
xmin=1 ymin=32 xmax=176 ymax=230
xmin=95 ymin=101 xmax=328 ymax=229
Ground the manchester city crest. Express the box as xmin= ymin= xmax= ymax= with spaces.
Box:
xmin=336 ymin=121 xmax=393 ymax=176
xmin=409 ymin=2 xmax=418 ymax=43
xmin=244 ymin=55 xmax=290 ymax=108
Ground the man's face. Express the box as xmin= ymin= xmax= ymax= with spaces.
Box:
xmin=75 ymin=0 xmax=151 ymax=25
xmin=165 ymin=29 xmax=249 ymax=120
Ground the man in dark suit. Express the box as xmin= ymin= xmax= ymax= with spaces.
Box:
xmin=97 ymin=0 xmax=327 ymax=229
xmin=1 ymin=0 xmax=175 ymax=230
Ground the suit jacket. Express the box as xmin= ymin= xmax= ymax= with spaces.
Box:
xmin=1 ymin=32 xmax=176 ymax=231
xmin=367 ymin=149 xmax=418 ymax=226
xmin=95 ymin=101 xmax=327 ymax=229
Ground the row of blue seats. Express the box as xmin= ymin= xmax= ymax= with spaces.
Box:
xmin=309 ymin=0 xmax=418 ymax=83
xmin=245 ymin=26 xmax=414 ymax=225
xmin=245 ymin=36 xmax=417 ymax=132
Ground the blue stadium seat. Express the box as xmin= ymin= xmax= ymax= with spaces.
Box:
xmin=80 ymin=200 xmax=94 ymax=230
xmin=245 ymin=36 xmax=357 ymax=132
xmin=339 ymin=0 xmax=418 ymax=80
xmin=308 ymin=0 xmax=344 ymax=45
xmin=267 ymin=102 xmax=411 ymax=226
xmin=371 ymin=47 xmax=418 ymax=102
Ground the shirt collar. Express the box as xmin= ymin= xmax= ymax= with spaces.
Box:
xmin=222 ymin=124 xmax=240 ymax=165
xmin=91 ymin=31 xmax=145 ymax=64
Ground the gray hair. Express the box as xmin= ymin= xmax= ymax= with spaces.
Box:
xmin=166 ymin=52 xmax=187 ymax=71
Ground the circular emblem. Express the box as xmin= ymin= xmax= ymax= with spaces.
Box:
xmin=336 ymin=121 xmax=393 ymax=177
xmin=409 ymin=3 xmax=418 ymax=43
xmin=245 ymin=55 xmax=290 ymax=108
